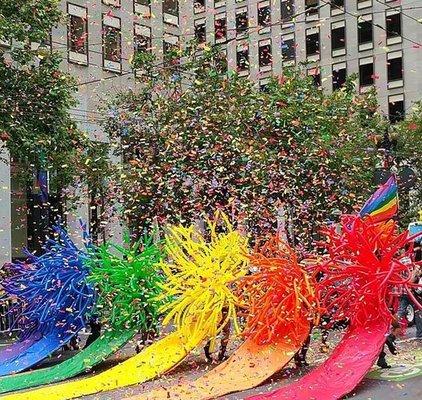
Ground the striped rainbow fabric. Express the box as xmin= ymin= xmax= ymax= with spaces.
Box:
xmin=360 ymin=175 xmax=398 ymax=223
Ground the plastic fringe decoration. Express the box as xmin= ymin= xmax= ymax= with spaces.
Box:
xmin=158 ymin=213 xmax=249 ymax=350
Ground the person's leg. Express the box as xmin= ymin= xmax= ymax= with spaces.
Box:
xmin=294 ymin=333 xmax=311 ymax=367
xmin=84 ymin=322 xmax=101 ymax=349
xmin=218 ymin=320 xmax=230 ymax=361
xmin=68 ymin=335 xmax=79 ymax=351
xmin=415 ymin=310 xmax=422 ymax=339
xmin=320 ymin=329 xmax=330 ymax=353
xmin=204 ymin=340 xmax=213 ymax=362
xmin=377 ymin=346 xmax=390 ymax=368
xmin=397 ymin=295 xmax=410 ymax=334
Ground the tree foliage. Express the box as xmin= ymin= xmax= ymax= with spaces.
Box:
xmin=0 ymin=0 xmax=96 ymax=191
xmin=394 ymin=102 xmax=422 ymax=221
xmin=0 ymin=0 xmax=62 ymax=43
xmin=104 ymin=46 xmax=389 ymax=248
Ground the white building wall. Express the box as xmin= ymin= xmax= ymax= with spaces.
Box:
xmin=0 ymin=152 xmax=11 ymax=265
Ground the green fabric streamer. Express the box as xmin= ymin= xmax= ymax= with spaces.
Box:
xmin=0 ymin=329 xmax=135 ymax=394
xmin=0 ymin=234 xmax=165 ymax=394
xmin=87 ymin=235 xmax=165 ymax=332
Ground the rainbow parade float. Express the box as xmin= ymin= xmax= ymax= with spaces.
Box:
xmin=0 ymin=175 xmax=420 ymax=400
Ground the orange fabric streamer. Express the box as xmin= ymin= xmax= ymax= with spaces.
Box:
xmin=129 ymin=237 xmax=319 ymax=400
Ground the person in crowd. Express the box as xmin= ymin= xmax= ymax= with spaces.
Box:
xmin=377 ymin=320 xmax=401 ymax=369
xmin=84 ymin=316 xmax=102 ymax=349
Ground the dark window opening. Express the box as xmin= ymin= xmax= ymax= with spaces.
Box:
xmin=331 ymin=25 xmax=345 ymax=50
xmin=281 ymin=0 xmax=294 ymax=22
xmin=237 ymin=47 xmax=249 ymax=71
xmin=260 ymin=82 xmax=269 ymax=92
xmin=215 ymin=16 xmax=227 ymax=40
xmin=386 ymin=13 xmax=401 ymax=38
xmin=305 ymin=0 xmax=319 ymax=17
xmin=236 ymin=11 xmax=248 ymax=35
xmin=103 ymin=25 xmax=121 ymax=63
xmin=259 ymin=43 xmax=272 ymax=67
xmin=331 ymin=0 xmax=344 ymax=10
xmin=195 ymin=21 xmax=206 ymax=43
xmin=281 ymin=38 xmax=295 ymax=61
xmin=163 ymin=39 xmax=180 ymax=65
xmin=387 ymin=57 xmax=403 ymax=81
xmin=164 ymin=41 xmax=177 ymax=54
xmin=309 ymin=71 xmax=321 ymax=87
xmin=389 ymin=99 xmax=404 ymax=123
xmin=359 ymin=62 xmax=374 ymax=86
xmin=134 ymin=33 xmax=150 ymax=53
xmin=306 ymin=31 xmax=319 ymax=56
xmin=194 ymin=0 xmax=205 ymax=13
xmin=258 ymin=5 xmax=271 ymax=27
xmin=216 ymin=51 xmax=227 ymax=73
xmin=135 ymin=0 xmax=151 ymax=6
xmin=358 ymin=19 xmax=373 ymax=45
xmin=164 ymin=0 xmax=179 ymax=15
xmin=69 ymin=15 xmax=88 ymax=54
xmin=332 ymin=67 xmax=346 ymax=90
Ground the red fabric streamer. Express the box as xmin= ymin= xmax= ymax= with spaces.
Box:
xmin=248 ymin=216 xmax=421 ymax=400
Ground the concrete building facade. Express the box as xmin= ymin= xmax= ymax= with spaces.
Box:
xmin=0 ymin=0 xmax=421 ymax=264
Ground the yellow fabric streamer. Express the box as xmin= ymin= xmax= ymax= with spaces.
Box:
xmin=4 ymin=215 xmax=249 ymax=400
xmin=127 ymin=237 xmax=318 ymax=400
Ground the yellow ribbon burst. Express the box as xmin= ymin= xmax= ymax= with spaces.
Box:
xmin=158 ymin=214 xmax=249 ymax=350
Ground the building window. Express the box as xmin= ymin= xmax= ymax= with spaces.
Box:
xmin=134 ymin=24 xmax=151 ymax=55
xmin=359 ymin=57 xmax=374 ymax=87
xmin=215 ymin=0 xmax=226 ymax=8
xmin=103 ymin=15 xmax=121 ymax=72
xmin=331 ymin=21 xmax=346 ymax=57
xmin=358 ymin=15 xmax=373 ymax=51
xmin=308 ymin=67 xmax=321 ymax=87
xmin=236 ymin=44 xmax=249 ymax=72
xmin=330 ymin=0 xmax=344 ymax=16
xmin=387 ymin=51 xmax=403 ymax=88
xmin=305 ymin=0 xmax=319 ymax=20
xmin=215 ymin=13 xmax=227 ymax=42
xmin=386 ymin=11 xmax=401 ymax=45
xmin=259 ymin=39 xmax=272 ymax=71
xmin=306 ymin=27 xmax=320 ymax=60
xmin=388 ymin=95 xmax=404 ymax=123
xmin=216 ymin=49 xmax=227 ymax=73
xmin=163 ymin=33 xmax=179 ymax=65
xmin=281 ymin=0 xmax=295 ymax=22
xmin=260 ymin=79 xmax=270 ymax=92
xmin=332 ymin=62 xmax=346 ymax=90
xmin=357 ymin=0 xmax=372 ymax=10
xmin=281 ymin=33 xmax=295 ymax=65
xmin=194 ymin=19 xmax=206 ymax=43
xmin=236 ymin=7 xmax=248 ymax=36
xmin=67 ymin=3 xmax=88 ymax=65
xmin=258 ymin=1 xmax=271 ymax=30
xmin=102 ymin=0 xmax=121 ymax=7
xmin=194 ymin=0 xmax=205 ymax=14
xmin=134 ymin=0 xmax=151 ymax=14
xmin=163 ymin=0 xmax=179 ymax=25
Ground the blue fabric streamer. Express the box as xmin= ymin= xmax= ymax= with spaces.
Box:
xmin=0 ymin=224 xmax=96 ymax=376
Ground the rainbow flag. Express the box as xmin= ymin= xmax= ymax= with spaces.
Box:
xmin=360 ymin=175 xmax=398 ymax=223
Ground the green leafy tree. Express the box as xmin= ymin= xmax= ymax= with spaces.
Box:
xmin=394 ymin=102 xmax=422 ymax=223
xmin=0 ymin=0 xmax=62 ymax=43
xmin=104 ymin=45 xmax=390 ymax=248
xmin=0 ymin=0 xmax=100 ymax=192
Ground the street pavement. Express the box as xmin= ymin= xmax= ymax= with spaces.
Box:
xmin=1 ymin=327 xmax=421 ymax=399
